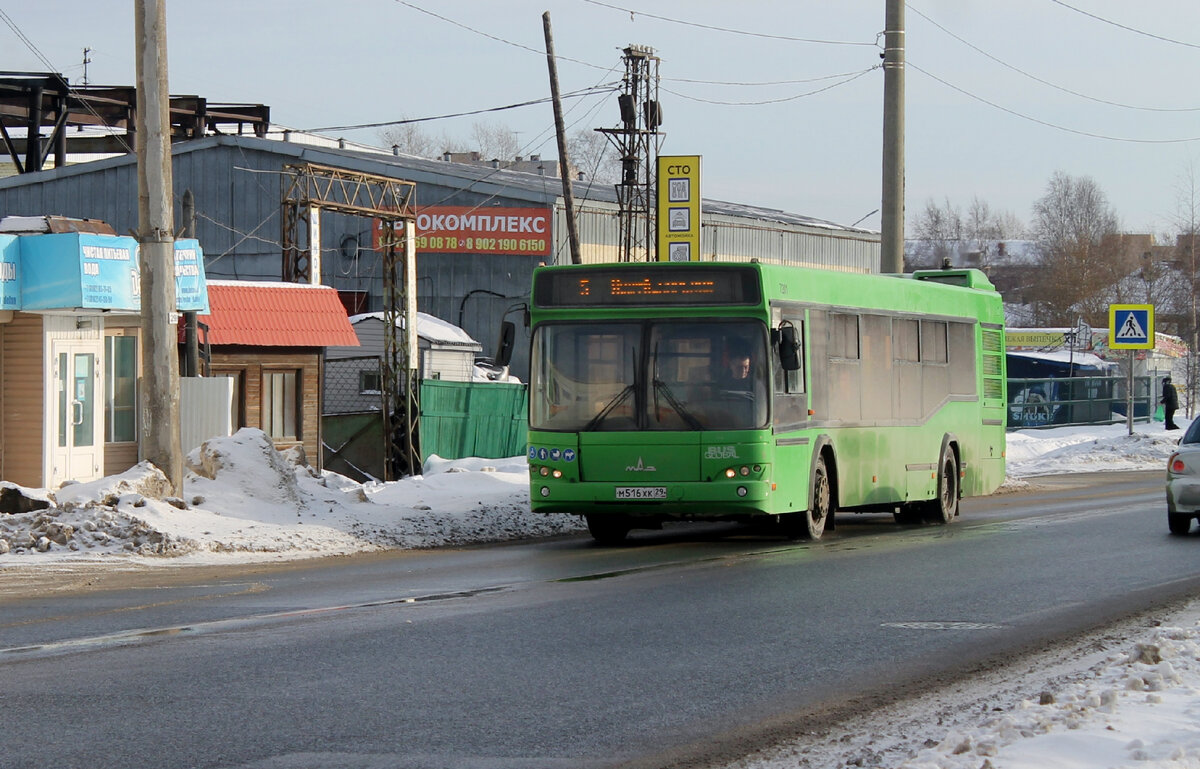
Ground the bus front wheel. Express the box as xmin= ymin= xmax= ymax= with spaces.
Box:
xmin=586 ymin=514 xmax=631 ymax=545
xmin=923 ymin=446 xmax=960 ymax=524
xmin=785 ymin=456 xmax=833 ymax=540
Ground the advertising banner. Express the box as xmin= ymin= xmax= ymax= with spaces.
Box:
xmin=18 ymin=233 xmax=210 ymax=313
xmin=21 ymin=233 xmax=139 ymax=310
xmin=656 ymin=155 xmax=701 ymax=262
xmin=0 ymin=234 xmax=18 ymax=310
xmin=174 ymin=239 xmax=210 ymax=313
xmin=374 ymin=206 xmax=553 ymax=256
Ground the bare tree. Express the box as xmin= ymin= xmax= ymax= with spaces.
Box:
xmin=567 ymin=128 xmax=619 ymax=184
xmin=1172 ymin=159 xmax=1200 ymax=415
xmin=469 ymin=121 xmax=522 ymax=162
xmin=1029 ymin=171 xmax=1126 ymax=326
xmin=378 ymin=120 xmax=444 ymax=158
xmin=908 ymin=197 xmax=963 ymax=268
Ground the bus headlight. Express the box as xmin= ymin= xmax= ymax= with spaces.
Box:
xmin=736 ymin=486 xmax=748 ymax=497
xmin=725 ymin=468 xmax=737 ymax=478
xmin=539 ymin=466 xmax=550 ymax=476
xmin=540 ymin=486 xmax=550 ymax=497
xmin=552 ymin=469 xmax=563 ymax=478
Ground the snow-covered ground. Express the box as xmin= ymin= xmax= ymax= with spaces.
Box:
xmin=0 ymin=419 xmax=1195 ymax=768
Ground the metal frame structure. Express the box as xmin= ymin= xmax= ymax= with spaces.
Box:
xmin=280 ymin=162 xmax=421 ymax=478
xmin=0 ymin=71 xmax=270 ymax=172
xmin=596 ymin=46 xmax=664 ymax=262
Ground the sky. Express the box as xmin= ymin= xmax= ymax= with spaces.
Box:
xmin=4 ymin=2 xmax=1200 ymax=237
xmin=0 ymin=419 xmax=1197 ymax=767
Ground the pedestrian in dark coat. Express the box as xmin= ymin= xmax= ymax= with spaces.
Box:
xmin=1162 ymin=375 xmax=1180 ymax=430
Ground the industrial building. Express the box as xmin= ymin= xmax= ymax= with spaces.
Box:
xmin=0 ymin=128 xmax=879 ymax=376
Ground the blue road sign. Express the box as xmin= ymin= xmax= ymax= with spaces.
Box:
xmin=1108 ymin=304 xmax=1154 ymax=350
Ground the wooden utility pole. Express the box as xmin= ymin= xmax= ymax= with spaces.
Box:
xmin=880 ymin=0 xmax=906 ymax=273
xmin=135 ymin=0 xmax=182 ymax=492
xmin=543 ymin=12 xmax=582 ymax=264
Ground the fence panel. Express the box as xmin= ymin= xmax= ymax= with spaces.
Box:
xmin=1007 ymin=375 xmax=1153 ymax=430
xmin=323 ymin=356 xmax=386 ymax=481
xmin=420 ymin=380 xmax=528 ymax=461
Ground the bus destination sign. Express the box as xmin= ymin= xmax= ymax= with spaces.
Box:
xmin=534 ymin=266 xmax=760 ymax=308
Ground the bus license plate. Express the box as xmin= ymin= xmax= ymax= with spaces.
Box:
xmin=615 ymin=486 xmax=667 ymax=500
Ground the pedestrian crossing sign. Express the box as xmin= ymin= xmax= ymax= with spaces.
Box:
xmin=1108 ymin=304 xmax=1154 ymax=349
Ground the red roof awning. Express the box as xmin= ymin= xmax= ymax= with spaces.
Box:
xmin=187 ymin=281 xmax=360 ymax=347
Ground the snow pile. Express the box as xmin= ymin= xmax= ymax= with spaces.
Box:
xmin=1006 ymin=425 xmax=1180 ymax=477
xmin=899 ymin=625 xmax=1200 ymax=769
xmin=0 ymin=427 xmax=582 ymax=562
xmin=732 ymin=610 xmax=1200 ymax=769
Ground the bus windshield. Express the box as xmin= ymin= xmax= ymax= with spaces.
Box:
xmin=530 ymin=320 xmax=769 ymax=432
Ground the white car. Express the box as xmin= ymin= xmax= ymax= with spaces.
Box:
xmin=1166 ymin=422 xmax=1200 ymax=534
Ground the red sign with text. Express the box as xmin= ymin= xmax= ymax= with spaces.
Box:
xmin=374 ymin=206 xmax=552 ymax=256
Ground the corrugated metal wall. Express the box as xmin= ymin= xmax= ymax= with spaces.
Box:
xmin=554 ymin=202 xmax=878 ymax=271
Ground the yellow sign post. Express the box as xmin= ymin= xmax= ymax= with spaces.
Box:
xmin=656 ymin=155 xmax=700 ymax=261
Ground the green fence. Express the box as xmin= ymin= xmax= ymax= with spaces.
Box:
xmin=419 ymin=380 xmax=528 ymax=461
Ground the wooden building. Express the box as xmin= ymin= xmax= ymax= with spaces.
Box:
xmin=194 ymin=281 xmax=360 ymax=467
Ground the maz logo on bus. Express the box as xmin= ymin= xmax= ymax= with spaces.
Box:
xmin=626 ymin=457 xmax=657 ymax=472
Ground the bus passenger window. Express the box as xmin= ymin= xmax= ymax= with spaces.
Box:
xmin=921 ymin=320 xmax=948 ymax=363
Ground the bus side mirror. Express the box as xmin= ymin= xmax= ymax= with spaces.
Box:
xmin=778 ymin=325 xmax=801 ymax=371
xmin=496 ymin=321 xmax=516 ymax=367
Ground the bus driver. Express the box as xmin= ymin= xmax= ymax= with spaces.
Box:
xmin=721 ymin=341 xmax=753 ymax=389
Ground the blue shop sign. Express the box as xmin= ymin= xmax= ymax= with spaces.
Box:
xmin=18 ymin=233 xmax=209 ymax=312
xmin=174 ymin=239 xmax=209 ymax=313
xmin=0 ymin=235 xmax=18 ymax=311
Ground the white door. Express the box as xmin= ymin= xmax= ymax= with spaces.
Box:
xmin=49 ymin=341 xmax=103 ymax=485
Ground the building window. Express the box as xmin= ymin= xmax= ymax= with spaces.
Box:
xmin=359 ymin=369 xmax=381 ymax=394
xmin=263 ymin=369 xmax=300 ymax=440
xmin=105 ymin=335 xmax=137 ymax=443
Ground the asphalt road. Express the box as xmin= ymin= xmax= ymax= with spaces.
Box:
xmin=1 ymin=470 xmax=1194 ymax=769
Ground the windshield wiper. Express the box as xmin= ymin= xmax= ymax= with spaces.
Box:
xmin=582 ymin=383 xmax=635 ymax=432
xmin=653 ymin=379 xmax=703 ymax=430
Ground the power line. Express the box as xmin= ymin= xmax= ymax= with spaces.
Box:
xmin=305 ymin=85 xmax=616 ymax=132
xmin=910 ymin=4 xmax=1200 ymax=113
xmin=910 ymin=61 xmax=1200 ymax=144
xmin=394 ymin=0 xmax=613 ymax=71
xmin=662 ymin=66 xmax=878 ymax=106
xmin=580 ymin=0 xmax=878 ymax=46
xmin=0 ymin=8 xmax=134 ymax=155
xmin=1047 ymin=0 xmax=1200 ymax=49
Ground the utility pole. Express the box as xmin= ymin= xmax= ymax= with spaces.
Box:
xmin=880 ymin=0 xmax=906 ymax=273
xmin=543 ymin=12 xmax=581 ymax=265
xmin=597 ymin=45 xmax=663 ymax=262
xmin=135 ymin=0 xmax=182 ymax=493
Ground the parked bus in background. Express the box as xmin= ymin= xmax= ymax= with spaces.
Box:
xmin=522 ymin=261 xmax=1007 ymax=544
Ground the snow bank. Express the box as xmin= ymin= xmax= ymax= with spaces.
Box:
xmin=0 ymin=427 xmax=582 ymax=563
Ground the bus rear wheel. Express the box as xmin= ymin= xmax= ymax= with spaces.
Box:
xmin=586 ymin=514 xmax=631 ymax=545
xmin=923 ymin=447 xmax=959 ymax=524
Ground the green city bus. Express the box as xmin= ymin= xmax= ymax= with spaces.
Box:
xmin=524 ymin=261 xmax=1007 ymax=543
